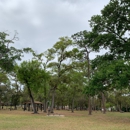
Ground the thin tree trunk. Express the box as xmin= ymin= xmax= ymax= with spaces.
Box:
xmin=50 ymin=89 xmax=55 ymax=113
xmin=87 ymin=51 xmax=92 ymax=115
xmin=61 ymin=101 xmax=63 ymax=110
xmin=43 ymin=82 xmax=47 ymax=112
xmin=93 ymin=96 xmax=96 ymax=111
xmin=88 ymin=95 xmax=92 ymax=115
xmin=0 ymin=98 xmax=1 ymax=110
xmin=118 ymin=102 xmax=122 ymax=112
xmin=27 ymin=86 xmax=37 ymax=113
xmin=126 ymin=105 xmax=128 ymax=112
xmin=101 ymin=92 xmax=106 ymax=114
xmin=44 ymin=98 xmax=47 ymax=112
xmin=71 ymin=98 xmax=75 ymax=113
xmin=14 ymin=105 xmax=17 ymax=110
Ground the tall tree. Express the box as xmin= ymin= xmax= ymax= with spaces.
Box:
xmin=47 ymin=37 xmax=73 ymax=113
xmin=72 ymin=30 xmax=97 ymax=115
xmin=17 ymin=60 xmax=49 ymax=113
xmin=25 ymin=48 xmax=54 ymax=112
xmin=87 ymin=0 xmax=130 ymax=108
xmin=67 ymin=70 xmax=85 ymax=113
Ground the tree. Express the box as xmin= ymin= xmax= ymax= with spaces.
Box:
xmin=72 ymin=30 xmax=97 ymax=115
xmin=88 ymin=59 xmax=129 ymax=113
xmin=8 ymin=65 xmax=23 ymax=109
xmin=86 ymin=0 xmax=130 ymax=112
xmin=35 ymin=49 xmax=54 ymax=113
xmin=47 ymin=37 xmax=73 ymax=113
xmin=25 ymin=48 xmax=54 ymax=112
xmin=17 ymin=60 xmax=49 ymax=113
xmin=0 ymin=72 xmax=10 ymax=109
xmin=0 ymin=32 xmax=22 ymax=72
xmin=67 ymin=70 xmax=85 ymax=112
xmin=90 ymin=0 xmax=130 ymax=59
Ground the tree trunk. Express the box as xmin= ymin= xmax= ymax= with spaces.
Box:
xmin=88 ymin=95 xmax=92 ymax=115
xmin=126 ymin=105 xmax=128 ymax=112
xmin=116 ymin=103 xmax=119 ymax=111
xmin=0 ymin=98 xmax=1 ymax=110
xmin=14 ymin=105 xmax=17 ymax=110
xmin=101 ymin=92 xmax=106 ymax=114
xmin=118 ymin=102 xmax=122 ymax=112
xmin=43 ymin=82 xmax=47 ymax=112
xmin=93 ymin=96 xmax=96 ymax=111
xmin=44 ymin=98 xmax=47 ymax=112
xmin=61 ymin=102 xmax=63 ymax=110
xmin=27 ymin=86 xmax=37 ymax=113
xmin=28 ymin=104 xmax=30 ymax=111
xmin=71 ymin=98 xmax=75 ymax=113
xmin=87 ymin=51 xmax=92 ymax=115
xmin=50 ymin=89 xmax=55 ymax=113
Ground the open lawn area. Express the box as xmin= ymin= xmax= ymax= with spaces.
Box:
xmin=0 ymin=109 xmax=130 ymax=130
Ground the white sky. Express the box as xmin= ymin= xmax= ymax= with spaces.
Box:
xmin=0 ymin=0 xmax=110 ymax=60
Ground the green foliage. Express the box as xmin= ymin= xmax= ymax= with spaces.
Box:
xmin=0 ymin=72 xmax=11 ymax=103
xmin=0 ymin=73 xmax=8 ymax=83
xmin=17 ymin=60 xmax=49 ymax=92
xmin=87 ymin=59 xmax=130 ymax=96
xmin=86 ymin=0 xmax=130 ymax=96
xmin=89 ymin=0 xmax=130 ymax=59
xmin=0 ymin=32 xmax=22 ymax=72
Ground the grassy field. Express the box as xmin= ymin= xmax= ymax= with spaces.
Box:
xmin=0 ymin=109 xmax=130 ymax=130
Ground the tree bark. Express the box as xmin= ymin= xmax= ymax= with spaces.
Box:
xmin=71 ymin=98 xmax=75 ymax=113
xmin=118 ymin=102 xmax=122 ymax=112
xmin=27 ymin=86 xmax=37 ymax=113
xmin=126 ymin=105 xmax=128 ymax=112
xmin=43 ymin=82 xmax=47 ymax=112
xmin=93 ymin=96 xmax=96 ymax=111
xmin=88 ymin=95 xmax=92 ymax=115
xmin=50 ymin=88 xmax=55 ymax=113
xmin=87 ymin=51 xmax=92 ymax=115
xmin=101 ymin=92 xmax=106 ymax=114
xmin=44 ymin=98 xmax=47 ymax=112
xmin=61 ymin=101 xmax=64 ymax=110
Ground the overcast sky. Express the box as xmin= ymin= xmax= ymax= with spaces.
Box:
xmin=0 ymin=0 xmax=110 ymax=60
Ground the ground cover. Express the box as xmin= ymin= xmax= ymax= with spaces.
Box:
xmin=0 ymin=109 xmax=130 ymax=130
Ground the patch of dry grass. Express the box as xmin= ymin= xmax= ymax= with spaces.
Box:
xmin=0 ymin=109 xmax=130 ymax=130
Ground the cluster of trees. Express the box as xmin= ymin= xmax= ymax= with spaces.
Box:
xmin=0 ymin=0 xmax=130 ymax=115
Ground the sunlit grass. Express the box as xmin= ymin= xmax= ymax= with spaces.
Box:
xmin=0 ymin=109 xmax=130 ymax=130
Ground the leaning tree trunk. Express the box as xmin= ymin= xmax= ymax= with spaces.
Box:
xmin=101 ymin=92 xmax=106 ymax=114
xmin=27 ymin=86 xmax=37 ymax=113
xmin=50 ymin=88 xmax=55 ymax=113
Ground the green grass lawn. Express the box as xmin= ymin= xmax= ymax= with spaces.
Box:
xmin=0 ymin=109 xmax=130 ymax=130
